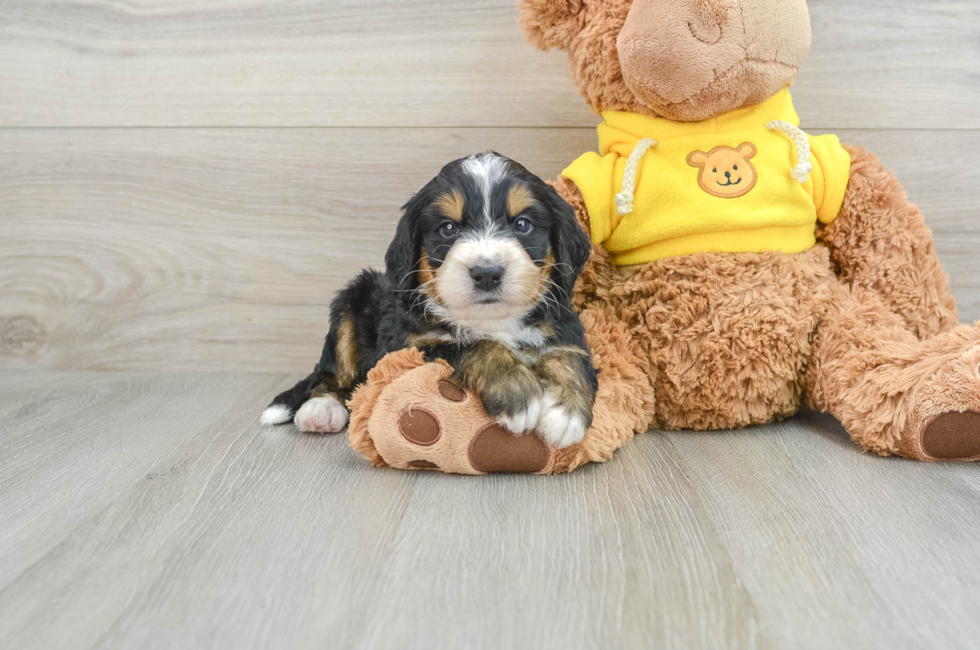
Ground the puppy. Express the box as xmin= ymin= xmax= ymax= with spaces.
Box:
xmin=260 ymin=152 xmax=597 ymax=448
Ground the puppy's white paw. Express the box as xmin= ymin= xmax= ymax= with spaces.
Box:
xmin=260 ymin=404 xmax=292 ymax=425
xmin=495 ymin=395 xmax=543 ymax=435
xmin=294 ymin=395 xmax=349 ymax=433
xmin=536 ymin=394 xmax=588 ymax=449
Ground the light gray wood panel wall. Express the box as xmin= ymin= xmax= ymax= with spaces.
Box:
xmin=0 ymin=0 xmax=978 ymax=128
xmin=2 ymin=0 xmax=979 ymax=373
xmin=3 ymin=128 xmax=980 ymax=373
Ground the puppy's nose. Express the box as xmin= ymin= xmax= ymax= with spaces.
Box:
xmin=470 ymin=265 xmax=504 ymax=291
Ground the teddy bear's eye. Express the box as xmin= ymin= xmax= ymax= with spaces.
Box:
xmin=733 ymin=165 xmax=738 ymax=171
xmin=712 ymin=168 xmax=717 ymax=173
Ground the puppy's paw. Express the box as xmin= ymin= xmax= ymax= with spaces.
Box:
xmin=495 ymin=394 xmax=543 ymax=435
xmin=478 ymin=366 xmax=544 ymax=435
xmin=536 ymin=393 xmax=589 ymax=449
xmin=294 ymin=395 xmax=349 ymax=433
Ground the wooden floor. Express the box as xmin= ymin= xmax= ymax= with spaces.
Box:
xmin=3 ymin=0 xmax=980 ymax=648
xmin=3 ymin=371 xmax=980 ymax=650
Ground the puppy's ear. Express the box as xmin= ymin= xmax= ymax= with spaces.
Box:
xmin=385 ymin=193 xmax=424 ymax=293
xmin=518 ymin=0 xmax=585 ymax=51
xmin=545 ymin=186 xmax=591 ymax=302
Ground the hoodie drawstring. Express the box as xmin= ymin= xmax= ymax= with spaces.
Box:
xmin=615 ymin=138 xmax=657 ymax=216
xmin=766 ymin=120 xmax=812 ymax=183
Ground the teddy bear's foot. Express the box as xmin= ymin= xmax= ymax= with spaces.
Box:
xmin=862 ymin=331 xmax=980 ymax=462
xmin=383 ymin=372 xmax=557 ymax=474
xmin=347 ymin=343 xmax=649 ymax=475
xmin=351 ymin=358 xmax=562 ymax=475
xmin=912 ymin=412 xmax=980 ymax=461
xmin=893 ymin=335 xmax=980 ymax=461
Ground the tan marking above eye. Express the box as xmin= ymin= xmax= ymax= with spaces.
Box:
xmin=434 ymin=189 xmax=465 ymax=222
xmin=507 ymin=184 xmax=537 ymax=217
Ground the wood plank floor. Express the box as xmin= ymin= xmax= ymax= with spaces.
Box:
xmin=2 ymin=371 xmax=980 ymax=650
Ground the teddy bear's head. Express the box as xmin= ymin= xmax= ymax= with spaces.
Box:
xmin=519 ymin=0 xmax=811 ymax=122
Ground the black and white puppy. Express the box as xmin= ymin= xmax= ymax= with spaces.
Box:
xmin=260 ymin=152 xmax=597 ymax=448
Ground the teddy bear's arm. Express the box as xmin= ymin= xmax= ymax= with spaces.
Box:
xmin=816 ymin=144 xmax=959 ymax=339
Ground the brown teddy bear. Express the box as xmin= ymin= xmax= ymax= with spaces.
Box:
xmin=346 ymin=0 xmax=980 ymax=473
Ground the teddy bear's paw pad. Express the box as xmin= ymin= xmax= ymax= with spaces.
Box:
xmin=468 ymin=424 xmax=550 ymax=473
xmin=407 ymin=460 xmax=440 ymax=470
xmin=398 ymin=408 xmax=442 ymax=446
xmin=437 ymin=380 xmax=467 ymax=402
xmin=366 ymin=362 xmax=558 ymax=474
xmin=920 ymin=411 xmax=980 ymax=461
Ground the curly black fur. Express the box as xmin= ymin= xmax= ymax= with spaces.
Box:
xmin=264 ymin=152 xmax=597 ymax=430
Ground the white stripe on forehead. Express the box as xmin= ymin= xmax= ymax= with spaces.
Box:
xmin=461 ymin=152 xmax=508 ymax=222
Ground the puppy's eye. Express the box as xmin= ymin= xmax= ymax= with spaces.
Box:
xmin=440 ymin=222 xmax=459 ymax=238
xmin=513 ymin=218 xmax=533 ymax=234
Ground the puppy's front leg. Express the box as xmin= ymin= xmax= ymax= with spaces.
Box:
xmin=294 ymin=380 xmax=350 ymax=434
xmin=534 ymin=349 xmax=597 ymax=448
xmin=456 ymin=340 xmax=544 ymax=435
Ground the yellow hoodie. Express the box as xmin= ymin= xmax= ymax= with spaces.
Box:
xmin=562 ymin=88 xmax=851 ymax=266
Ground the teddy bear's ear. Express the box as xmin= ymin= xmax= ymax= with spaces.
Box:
xmin=518 ymin=0 xmax=585 ymax=52
xmin=737 ymin=143 xmax=758 ymax=160
xmin=687 ymin=151 xmax=708 ymax=168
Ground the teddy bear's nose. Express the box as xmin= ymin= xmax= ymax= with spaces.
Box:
xmin=725 ymin=171 xmax=731 ymax=178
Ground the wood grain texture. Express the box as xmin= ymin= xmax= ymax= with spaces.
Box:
xmin=0 ymin=0 xmax=977 ymax=129
xmin=2 ymin=127 xmax=979 ymax=373
xmin=2 ymin=371 xmax=980 ymax=650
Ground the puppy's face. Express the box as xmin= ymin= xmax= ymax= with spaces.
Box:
xmin=386 ymin=152 xmax=590 ymax=326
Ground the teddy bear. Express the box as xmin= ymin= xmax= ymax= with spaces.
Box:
xmin=345 ymin=0 xmax=980 ymax=474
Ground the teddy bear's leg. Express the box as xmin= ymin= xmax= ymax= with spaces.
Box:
xmin=549 ymin=177 xmax=658 ymax=467
xmin=346 ymin=304 xmax=655 ymax=474
xmin=806 ymin=280 xmax=980 ymax=461
xmin=558 ymin=304 xmax=658 ymax=470
xmin=817 ymin=145 xmax=959 ymax=339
